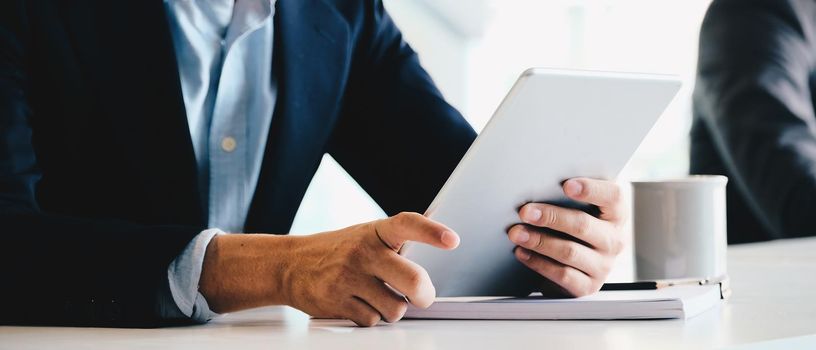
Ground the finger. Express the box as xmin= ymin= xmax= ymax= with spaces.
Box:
xmin=370 ymin=251 xmax=436 ymax=309
xmin=344 ymin=297 xmax=382 ymax=327
xmin=514 ymin=248 xmax=598 ymax=297
xmin=374 ymin=212 xmax=460 ymax=251
xmin=353 ymin=277 xmax=409 ymax=323
xmin=563 ymin=178 xmax=625 ymax=223
xmin=519 ymin=202 xmax=618 ymax=252
xmin=507 ymin=225 xmax=606 ymax=277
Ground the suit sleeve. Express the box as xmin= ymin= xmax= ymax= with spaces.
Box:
xmin=327 ymin=1 xmax=477 ymax=215
xmin=693 ymin=0 xmax=816 ymax=238
xmin=0 ymin=2 xmax=202 ymax=327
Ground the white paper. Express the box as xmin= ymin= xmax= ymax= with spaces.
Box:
xmin=405 ymin=285 xmax=722 ymax=320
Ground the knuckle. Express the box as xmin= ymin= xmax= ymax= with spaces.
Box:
xmin=579 ymin=180 xmax=593 ymax=198
xmin=366 ymin=313 xmax=382 ymax=327
xmin=365 ymin=221 xmax=380 ymax=240
xmin=576 ymin=214 xmax=592 ymax=236
xmin=553 ymin=267 xmax=573 ymax=288
xmin=346 ymin=303 xmax=381 ymax=327
xmin=531 ymin=231 xmax=546 ymax=251
xmin=394 ymin=212 xmax=421 ymax=226
xmin=384 ymin=301 xmax=408 ymax=323
xmin=392 ymin=212 xmax=408 ymax=226
xmin=573 ymin=284 xmax=594 ymax=297
xmin=335 ymin=269 xmax=357 ymax=288
xmin=610 ymin=236 xmax=625 ymax=254
xmin=403 ymin=269 xmax=426 ymax=296
xmin=543 ymin=206 xmax=559 ymax=227
xmin=559 ymin=243 xmax=579 ymax=262
xmin=345 ymin=243 xmax=368 ymax=266
xmin=358 ymin=313 xmax=381 ymax=327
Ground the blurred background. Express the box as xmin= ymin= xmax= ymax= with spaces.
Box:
xmin=290 ymin=0 xmax=713 ymax=278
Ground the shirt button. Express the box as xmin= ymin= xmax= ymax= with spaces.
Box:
xmin=221 ymin=137 xmax=237 ymax=152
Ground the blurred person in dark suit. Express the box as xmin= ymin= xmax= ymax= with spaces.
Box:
xmin=691 ymin=0 xmax=816 ymax=243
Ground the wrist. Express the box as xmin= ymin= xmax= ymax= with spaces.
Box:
xmin=199 ymin=233 xmax=295 ymax=313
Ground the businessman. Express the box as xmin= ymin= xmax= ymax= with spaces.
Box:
xmin=691 ymin=0 xmax=816 ymax=243
xmin=0 ymin=0 xmax=625 ymax=327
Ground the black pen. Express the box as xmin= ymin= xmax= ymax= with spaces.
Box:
xmin=601 ymin=276 xmax=725 ymax=291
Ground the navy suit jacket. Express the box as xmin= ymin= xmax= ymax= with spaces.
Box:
xmin=691 ymin=0 xmax=816 ymax=243
xmin=0 ymin=0 xmax=476 ymax=326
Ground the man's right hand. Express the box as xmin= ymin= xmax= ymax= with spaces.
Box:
xmin=199 ymin=212 xmax=460 ymax=326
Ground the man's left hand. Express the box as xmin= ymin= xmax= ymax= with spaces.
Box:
xmin=507 ymin=177 xmax=626 ymax=297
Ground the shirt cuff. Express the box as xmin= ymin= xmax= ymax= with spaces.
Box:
xmin=166 ymin=228 xmax=224 ymax=322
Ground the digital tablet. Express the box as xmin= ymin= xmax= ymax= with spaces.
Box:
xmin=401 ymin=68 xmax=681 ymax=297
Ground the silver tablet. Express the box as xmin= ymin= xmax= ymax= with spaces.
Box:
xmin=401 ymin=68 xmax=681 ymax=297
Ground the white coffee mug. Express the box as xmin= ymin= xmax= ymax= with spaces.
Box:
xmin=632 ymin=175 xmax=728 ymax=280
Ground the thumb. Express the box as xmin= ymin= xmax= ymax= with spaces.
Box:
xmin=374 ymin=212 xmax=459 ymax=251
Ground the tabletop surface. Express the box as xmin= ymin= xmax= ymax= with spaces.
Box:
xmin=2 ymin=237 xmax=815 ymax=350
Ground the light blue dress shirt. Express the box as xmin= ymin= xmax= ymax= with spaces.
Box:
xmin=161 ymin=0 xmax=277 ymax=322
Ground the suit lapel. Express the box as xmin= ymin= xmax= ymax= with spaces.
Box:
xmin=246 ymin=0 xmax=351 ymax=232
xmin=66 ymin=0 xmax=204 ymax=225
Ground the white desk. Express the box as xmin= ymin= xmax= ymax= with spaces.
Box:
xmin=2 ymin=237 xmax=815 ymax=350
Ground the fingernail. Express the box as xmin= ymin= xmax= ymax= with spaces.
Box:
xmin=523 ymin=207 xmax=542 ymax=222
xmin=512 ymin=229 xmax=530 ymax=243
xmin=565 ymin=179 xmax=583 ymax=197
xmin=516 ymin=248 xmax=531 ymax=261
xmin=440 ymin=230 xmax=460 ymax=248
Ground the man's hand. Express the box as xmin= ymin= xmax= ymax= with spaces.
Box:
xmin=507 ymin=178 xmax=626 ymax=297
xmin=199 ymin=212 xmax=459 ymax=327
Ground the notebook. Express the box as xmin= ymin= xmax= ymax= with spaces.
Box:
xmin=404 ymin=285 xmax=722 ymax=320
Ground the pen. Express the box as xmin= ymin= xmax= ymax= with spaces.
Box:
xmin=600 ymin=276 xmax=725 ymax=291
